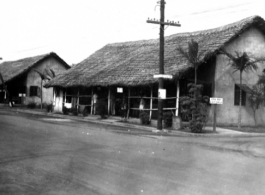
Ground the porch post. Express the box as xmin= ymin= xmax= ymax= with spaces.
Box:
xmin=91 ymin=87 xmax=93 ymax=115
xmin=127 ymin=87 xmax=131 ymax=119
xmin=64 ymin=89 xmax=66 ymax=105
xmin=176 ymin=79 xmax=180 ymax=116
xmin=108 ymin=86 xmax=111 ymax=116
xmin=150 ymin=86 xmax=153 ymax=121
xmin=77 ymin=89 xmax=80 ymax=111
xmin=53 ymin=88 xmax=56 ymax=107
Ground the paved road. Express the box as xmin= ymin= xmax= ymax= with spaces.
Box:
xmin=0 ymin=110 xmax=265 ymax=195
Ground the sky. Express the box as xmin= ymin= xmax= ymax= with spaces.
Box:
xmin=0 ymin=0 xmax=264 ymax=65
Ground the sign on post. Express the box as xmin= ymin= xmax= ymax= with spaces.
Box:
xmin=158 ymin=89 xmax=166 ymax=99
xmin=210 ymin=97 xmax=223 ymax=133
xmin=117 ymin=87 xmax=123 ymax=93
xmin=210 ymin=97 xmax=223 ymax=104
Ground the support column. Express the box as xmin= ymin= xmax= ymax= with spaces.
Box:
xmin=150 ymin=86 xmax=153 ymax=121
xmin=176 ymin=79 xmax=180 ymax=116
xmin=53 ymin=88 xmax=56 ymax=110
xmin=127 ymin=88 xmax=131 ymax=119
xmin=77 ymin=89 xmax=80 ymax=111
xmin=64 ymin=89 xmax=66 ymax=105
xmin=108 ymin=86 xmax=111 ymax=116
xmin=91 ymin=87 xmax=93 ymax=115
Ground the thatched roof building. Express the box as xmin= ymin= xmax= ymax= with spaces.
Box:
xmin=46 ymin=15 xmax=265 ymax=88
xmin=0 ymin=52 xmax=69 ymax=85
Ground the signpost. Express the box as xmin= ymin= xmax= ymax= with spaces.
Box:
xmin=153 ymin=74 xmax=173 ymax=79
xmin=210 ymin=98 xmax=223 ymax=132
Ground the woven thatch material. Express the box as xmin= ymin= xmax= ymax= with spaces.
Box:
xmin=46 ymin=16 xmax=265 ymax=88
xmin=0 ymin=52 xmax=69 ymax=85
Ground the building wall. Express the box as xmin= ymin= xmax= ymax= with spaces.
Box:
xmin=53 ymin=89 xmax=64 ymax=112
xmin=25 ymin=57 xmax=68 ymax=106
xmin=212 ymin=27 xmax=265 ymax=126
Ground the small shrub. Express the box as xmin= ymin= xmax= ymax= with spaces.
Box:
xmin=42 ymin=103 xmax=47 ymax=109
xmin=139 ymin=111 xmax=150 ymax=125
xmin=63 ymin=106 xmax=69 ymax=115
xmin=46 ymin=104 xmax=53 ymax=112
xmin=27 ymin=102 xmax=36 ymax=109
xmin=163 ymin=112 xmax=173 ymax=128
xmin=71 ymin=107 xmax=78 ymax=116
xmin=83 ymin=106 xmax=89 ymax=117
xmin=96 ymin=99 xmax=107 ymax=119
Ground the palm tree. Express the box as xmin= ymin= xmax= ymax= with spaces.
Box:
xmin=219 ymin=50 xmax=263 ymax=129
xmin=34 ymin=69 xmax=56 ymax=109
xmin=177 ymin=39 xmax=205 ymax=85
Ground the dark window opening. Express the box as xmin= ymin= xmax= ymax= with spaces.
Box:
xmin=30 ymin=86 xmax=39 ymax=97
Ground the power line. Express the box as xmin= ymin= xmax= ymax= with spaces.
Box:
xmin=171 ymin=1 xmax=253 ymax=19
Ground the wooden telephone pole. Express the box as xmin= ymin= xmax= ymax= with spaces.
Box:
xmin=147 ymin=0 xmax=180 ymax=130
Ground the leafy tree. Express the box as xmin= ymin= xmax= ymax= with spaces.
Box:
xmin=34 ymin=69 xmax=56 ymax=109
xmin=257 ymin=69 xmax=265 ymax=93
xmin=180 ymin=84 xmax=209 ymax=133
xmin=248 ymin=84 xmax=264 ymax=126
xmin=219 ymin=50 xmax=264 ymax=129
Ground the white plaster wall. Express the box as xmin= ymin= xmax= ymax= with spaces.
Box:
xmin=53 ymin=89 xmax=64 ymax=112
xmin=213 ymin=27 xmax=265 ymax=126
xmin=25 ymin=57 xmax=68 ymax=106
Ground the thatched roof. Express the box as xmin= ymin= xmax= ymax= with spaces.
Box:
xmin=46 ymin=15 xmax=265 ymax=88
xmin=0 ymin=52 xmax=70 ymax=85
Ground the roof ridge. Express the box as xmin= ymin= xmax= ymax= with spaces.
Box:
xmin=107 ymin=15 xmax=263 ymax=47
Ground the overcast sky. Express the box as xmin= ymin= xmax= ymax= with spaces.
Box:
xmin=0 ymin=0 xmax=263 ymax=65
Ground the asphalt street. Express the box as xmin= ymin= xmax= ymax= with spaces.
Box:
xmin=0 ymin=109 xmax=265 ymax=195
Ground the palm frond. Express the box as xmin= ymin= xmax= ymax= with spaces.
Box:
xmin=188 ymin=39 xmax=199 ymax=64
xmin=49 ymin=69 xmax=56 ymax=78
xmin=34 ymin=69 xmax=48 ymax=80
xmin=177 ymin=46 xmax=191 ymax=64
xmin=219 ymin=49 xmax=237 ymax=62
xmin=257 ymin=74 xmax=265 ymax=85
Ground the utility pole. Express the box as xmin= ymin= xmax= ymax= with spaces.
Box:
xmin=147 ymin=0 xmax=180 ymax=130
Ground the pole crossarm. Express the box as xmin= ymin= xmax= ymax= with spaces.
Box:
xmin=146 ymin=19 xmax=181 ymax=27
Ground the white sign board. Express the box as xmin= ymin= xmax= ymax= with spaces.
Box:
xmin=158 ymin=89 xmax=166 ymax=99
xmin=154 ymin=74 xmax=173 ymax=79
xmin=210 ymin=97 xmax=223 ymax=104
xmin=117 ymin=87 xmax=123 ymax=93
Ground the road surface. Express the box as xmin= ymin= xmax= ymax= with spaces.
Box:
xmin=0 ymin=109 xmax=265 ymax=195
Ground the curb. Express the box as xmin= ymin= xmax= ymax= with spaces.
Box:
xmin=2 ymin=108 xmax=265 ymax=138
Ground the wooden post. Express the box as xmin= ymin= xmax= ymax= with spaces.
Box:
xmin=77 ymin=89 xmax=80 ymax=111
xmin=127 ymin=88 xmax=131 ymax=119
xmin=150 ymin=86 xmax=153 ymax=121
xmin=176 ymin=79 xmax=180 ymax=117
xmin=91 ymin=87 xmax=93 ymax=115
xmin=213 ymin=104 xmax=217 ymax=132
xmin=108 ymin=86 xmax=111 ymax=116
xmin=64 ymin=89 xmax=66 ymax=105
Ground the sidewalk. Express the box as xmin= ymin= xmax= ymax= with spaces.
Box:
xmin=2 ymin=106 xmax=265 ymax=137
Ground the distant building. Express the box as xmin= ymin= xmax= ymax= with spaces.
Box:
xmin=46 ymin=16 xmax=265 ymax=126
xmin=0 ymin=52 xmax=70 ymax=107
